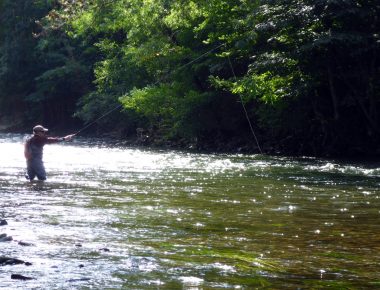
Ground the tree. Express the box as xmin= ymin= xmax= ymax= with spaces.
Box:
xmin=29 ymin=0 xmax=93 ymax=127
xmin=1 ymin=0 xmax=378 ymax=156
xmin=219 ymin=0 xmax=380 ymax=155
xmin=0 ymin=0 xmax=51 ymax=122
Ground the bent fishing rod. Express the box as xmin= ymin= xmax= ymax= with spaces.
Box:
xmin=73 ymin=103 xmax=123 ymax=136
xmin=72 ymin=44 xmax=226 ymax=137
xmin=71 ymin=43 xmax=263 ymax=154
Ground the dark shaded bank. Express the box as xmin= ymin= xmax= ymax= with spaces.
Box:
xmin=2 ymin=121 xmax=379 ymax=161
xmin=126 ymin=133 xmax=380 ymax=160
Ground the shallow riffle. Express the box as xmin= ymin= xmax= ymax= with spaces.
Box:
xmin=0 ymin=133 xmax=379 ymax=289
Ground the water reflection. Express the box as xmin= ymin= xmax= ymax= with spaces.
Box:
xmin=0 ymin=133 xmax=379 ymax=289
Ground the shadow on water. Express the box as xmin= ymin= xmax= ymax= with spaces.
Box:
xmin=0 ymin=133 xmax=379 ymax=289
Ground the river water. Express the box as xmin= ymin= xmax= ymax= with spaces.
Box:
xmin=0 ymin=133 xmax=379 ymax=289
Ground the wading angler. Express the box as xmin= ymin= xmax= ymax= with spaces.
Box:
xmin=24 ymin=125 xmax=75 ymax=181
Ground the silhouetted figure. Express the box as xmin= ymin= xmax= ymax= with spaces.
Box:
xmin=24 ymin=125 xmax=75 ymax=181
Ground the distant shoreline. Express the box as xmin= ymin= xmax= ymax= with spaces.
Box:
xmin=1 ymin=130 xmax=379 ymax=162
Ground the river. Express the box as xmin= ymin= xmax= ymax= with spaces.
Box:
xmin=0 ymin=133 xmax=379 ymax=289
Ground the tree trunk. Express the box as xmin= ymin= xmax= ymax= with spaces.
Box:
xmin=327 ymin=65 xmax=339 ymax=120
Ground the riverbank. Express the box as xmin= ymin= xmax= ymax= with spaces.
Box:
xmin=55 ymin=127 xmax=380 ymax=160
xmin=2 ymin=122 xmax=379 ymax=160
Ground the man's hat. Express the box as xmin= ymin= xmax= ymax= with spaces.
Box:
xmin=33 ymin=125 xmax=48 ymax=133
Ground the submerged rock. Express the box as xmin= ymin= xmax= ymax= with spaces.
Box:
xmin=11 ymin=274 xmax=34 ymax=280
xmin=67 ymin=278 xmax=91 ymax=282
xmin=18 ymin=241 xmax=34 ymax=247
xmin=0 ymin=233 xmax=12 ymax=242
xmin=0 ymin=257 xmax=25 ymax=266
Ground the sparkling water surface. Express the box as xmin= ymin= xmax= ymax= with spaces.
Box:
xmin=0 ymin=133 xmax=379 ymax=289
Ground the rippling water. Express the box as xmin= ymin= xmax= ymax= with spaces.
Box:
xmin=0 ymin=133 xmax=379 ymax=289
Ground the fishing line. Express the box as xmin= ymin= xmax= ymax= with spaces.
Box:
xmin=174 ymin=43 xmax=225 ymax=73
xmin=74 ymin=42 xmax=263 ymax=155
xmin=227 ymin=55 xmax=263 ymax=154
xmin=74 ymin=104 xmax=123 ymax=136
xmin=74 ymin=43 xmax=225 ymax=136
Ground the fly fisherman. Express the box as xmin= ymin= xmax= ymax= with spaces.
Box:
xmin=24 ymin=125 xmax=76 ymax=181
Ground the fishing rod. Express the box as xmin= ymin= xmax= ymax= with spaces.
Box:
xmin=73 ymin=43 xmax=226 ymax=136
xmin=73 ymin=43 xmax=263 ymax=155
xmin=74 ymin=103 xmax=123 ymax=136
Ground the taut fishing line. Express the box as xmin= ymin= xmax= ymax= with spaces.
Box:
xmin=74 ymin=104 xmax=123 ymax=136
xmin=74 ymin=43 xmax=225 ymax=136
xmin=74 ymin=43 xmax=264 ymax=154
xmin=227 ymin=55 xmax=263 ymax=154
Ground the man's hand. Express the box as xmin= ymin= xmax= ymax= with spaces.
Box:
xmin=63 ymin=134 xmax=76 ymax=141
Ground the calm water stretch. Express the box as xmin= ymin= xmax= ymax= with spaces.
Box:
xmin=0 ymin=133 xmax=379 ymax=289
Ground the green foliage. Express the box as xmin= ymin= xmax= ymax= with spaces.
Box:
xmin=0 ymin=0 xmax=51 ymax=113
xmin=210 ymin=70 xmax=295 ymax=104
xmin=121 ymin=83 xmax=210 ymax=138
xmin=0 ymin=0 xmax=378 ymax=156
xmin=0 ymin=0 xmax=92 ymax=127
xmin=227 ymin=0 xmax=380 ymax=155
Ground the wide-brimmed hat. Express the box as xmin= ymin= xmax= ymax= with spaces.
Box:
xmin=33 ymin=125 xmax=49 ymax=133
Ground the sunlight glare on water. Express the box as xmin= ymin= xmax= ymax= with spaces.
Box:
xmin=0 ymin=133 xmax=379 ymax=289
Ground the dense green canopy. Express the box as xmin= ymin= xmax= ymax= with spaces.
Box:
xmin=0 ymin=0 xmax=379 ymax=156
